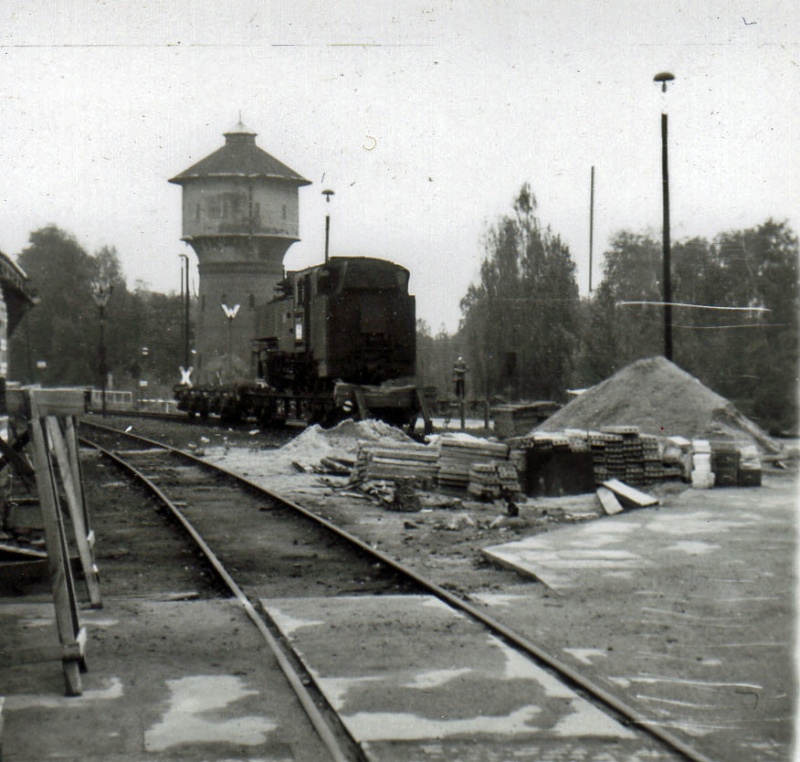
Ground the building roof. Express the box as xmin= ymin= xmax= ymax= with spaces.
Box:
xmin=0 ymin=249 xmax=35 ymax=336
xmin=169 ymin=122 xmax=311 ymax=186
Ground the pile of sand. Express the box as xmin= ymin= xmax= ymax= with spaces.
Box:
xmin=536 ymin=356 xmax=781 ymax=455
xmin=275 ymin=418 xmax=414 ymax=467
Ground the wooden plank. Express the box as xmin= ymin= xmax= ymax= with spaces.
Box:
xmin=0 ymin=543 xmax=47 ymax=560
xmin=64 ymin=417 xmax=93 ymax=536
xmin=46 ymin=417 xmax=101 ymax=608
xmin=596 ymin=487 xmax=624 ymax=515
xmin=601 ymin=479 xmax=658 ymax=508
xmin=7 ymin=388 xmax=86 ymax=418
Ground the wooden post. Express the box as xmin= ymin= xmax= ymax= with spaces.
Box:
xmin=415 ymin=387 xmax=433 ymax=436
xmin=46 ymin=416 xmax=101 ymax=608
xmin=22 ymin=389 xmax=92 ymax=696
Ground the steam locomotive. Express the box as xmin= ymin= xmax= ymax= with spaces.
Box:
xmin=174 ymin=256 xmax=434 ymax=432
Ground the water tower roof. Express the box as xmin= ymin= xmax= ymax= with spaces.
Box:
xmin=169 ymin=124 xmax=310 ymax=186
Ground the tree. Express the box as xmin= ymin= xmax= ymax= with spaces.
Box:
xmin=9 ymin=226 xmax=190 ymax=398
xmin=588 ymin=220 xmax=799 ymax=432
xmin=582 ymin=231 xmax=664 ymax=380
xmin=10 ymin=226 xmax=98 ymax=385
xmin=460 ymin=184 xmax=580 ymax=401
xmin=696 ymin=221 xmax=799 ymax=430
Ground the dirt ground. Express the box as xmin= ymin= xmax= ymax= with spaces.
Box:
xmin=79 ymin=415 xmax=704 ymax=596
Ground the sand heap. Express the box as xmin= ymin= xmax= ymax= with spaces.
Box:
xmin=274 ymin=418 xmax=414 ymax=468
xmin=536 ymin=356 xmax=781 ymax=455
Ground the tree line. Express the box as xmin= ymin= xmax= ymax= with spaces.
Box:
xmin=9 ymin=226 xmax=188 ymax=399
xmin=416 ymin=184 xmax=798 ymax=435
xmin=8 ymin=198 xmax=798 ymax=435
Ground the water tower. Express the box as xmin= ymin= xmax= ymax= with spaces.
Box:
xmin=169 ymin=121 xmax=310 ymax=382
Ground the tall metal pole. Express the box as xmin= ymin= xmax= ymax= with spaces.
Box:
xmin=654 ymin=72 xmax=675 ymax=362
xmin=179 ymin=254 xmax=190 ymax=369
xmin=185 ymin=261 xmax=190 ymax=369
xmin=179 ymin=256 xmax=185 ymax=368
xmin=99 ymin=305 xmax=107 ymax=418
xmin=322 ymin=189 xmax=334 ymax=263
xmin=661 ymin=111 xmax=673 ymax=361
xmin=91 ymin=283 xmax=112 ymax=418
xmin=588 ymin=165 xmax=595 ymax=293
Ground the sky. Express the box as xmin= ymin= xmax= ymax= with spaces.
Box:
xmin=0 ymin=0 xmax=796 ymax=333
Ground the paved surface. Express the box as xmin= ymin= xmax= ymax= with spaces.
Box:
xmin=0 ymin=597 xmax=329 ymax=761
xmin=481 ymin=474 xmax=797 ymax=761
xmin=262 ymin=593 xmax=678 ymax=761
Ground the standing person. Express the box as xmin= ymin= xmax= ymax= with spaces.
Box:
xmin=453 ymin=356 xmax=467 ymax=399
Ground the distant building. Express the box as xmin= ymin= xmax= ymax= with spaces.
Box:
xmin=169 ymin=121 xmax=310 ymax=382
xmin=0 ymin=251 xmax=34 ymax=436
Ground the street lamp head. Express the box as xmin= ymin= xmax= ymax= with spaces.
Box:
xmin=322 ymin=189 xmax=335 ymax=202
xmin=653 ymin=72 xmax=675 ymax=93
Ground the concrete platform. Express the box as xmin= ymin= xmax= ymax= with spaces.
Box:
xmin=482 ymin=486 xmax=786 ymax=591
xmin=262 ymin=594 xmax=678 ymax=761
xmin=479 ymin=477 xmax=796 ymax=761
xmin=0 ymin=596 xmax=329 ymax=761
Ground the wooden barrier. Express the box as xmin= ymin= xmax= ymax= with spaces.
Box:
xmin=11 ymin=388 xmax=99 ymax=696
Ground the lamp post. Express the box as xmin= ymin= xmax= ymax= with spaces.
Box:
xmin=139 ymin=346 xmax=149 ymax=409
xmin=654 ymin=71 xmax=675 ymax=361
xmin=91 ymin=281 xmax=113 ymax=418
xmin=322 ymin=189 xmax=334 ymax=263
xmin=178 ymin=253 xmax=190 ymax=371
xmin=221 ymin=303 xmax=240 ymax=380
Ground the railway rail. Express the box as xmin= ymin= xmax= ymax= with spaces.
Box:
xmin=76 ymin=419 xmax=717 ymax=762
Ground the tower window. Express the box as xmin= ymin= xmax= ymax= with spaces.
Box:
xmin=282 ymin=204 xmax=287 ymax=220
xmin=248 ymin=293 xmax=255 ymax=309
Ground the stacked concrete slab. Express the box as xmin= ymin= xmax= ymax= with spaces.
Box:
xmin=352 ymin=442 xmax=439 ymax=487
xmin=438 ymin=437 xmax=510 ymax=492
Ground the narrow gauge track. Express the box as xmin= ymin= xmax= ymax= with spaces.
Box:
xmin=79 ymin=420 xmax=714 ymax=762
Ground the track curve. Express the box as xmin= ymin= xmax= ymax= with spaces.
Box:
xmin=80 ymin=419 xmax=715 ymax=762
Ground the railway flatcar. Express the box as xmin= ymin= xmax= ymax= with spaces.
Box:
xmin=174 ymin=257 xmax=434 ymax=432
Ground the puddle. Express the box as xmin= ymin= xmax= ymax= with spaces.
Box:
xmin=145 ymin=675 xmax=274 ymax=751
